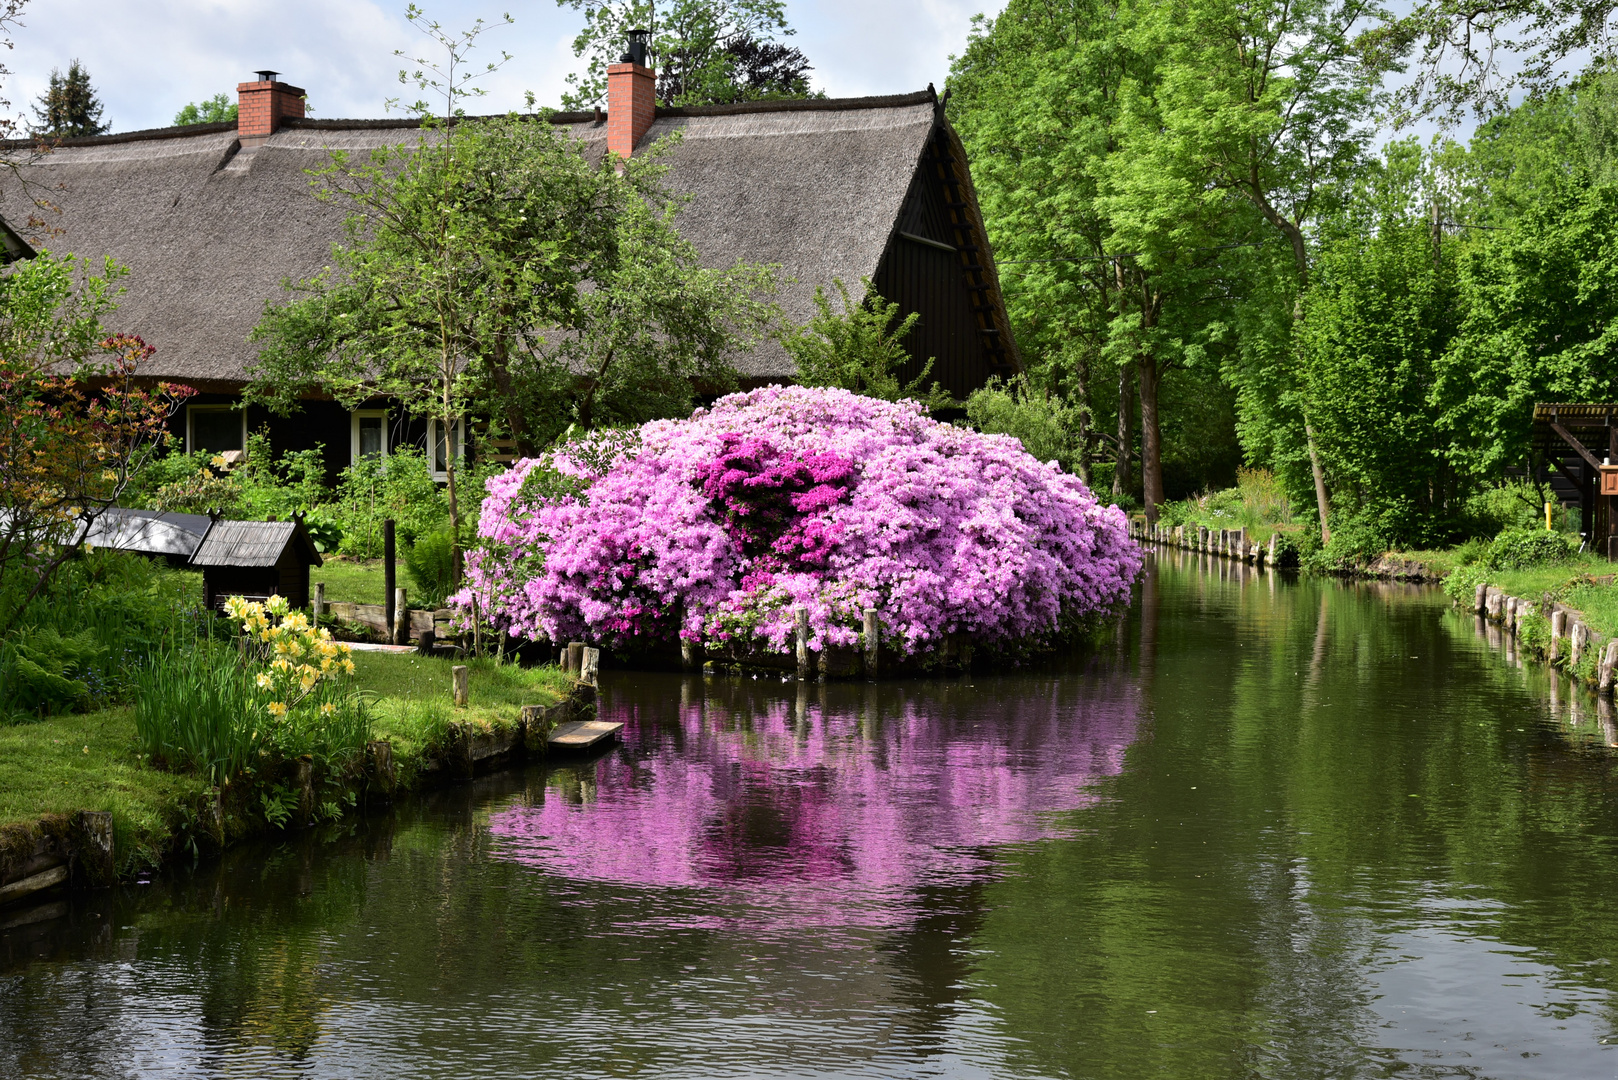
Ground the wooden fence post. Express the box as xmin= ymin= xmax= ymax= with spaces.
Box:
xmin=1551 ymin=609 xmax=1567 ymax=660
xmin=795 ymin=605 xmax=811 ymax=681
xmin=383 ymin=519 xmax=396 ymax=635
xmin=452 ymin=664 xmax=469 ymax=707
xmin=863 ymin=608 xmax=879 ymax=678
xmin=393 ymin=587 xmax=408 ymax=646
xmin=581 ymin=647 xmax=600 ymax=688
xmin=1601 ymin=640 xmax=1618 ymax=695
xmin=313 ymin=582 xmax=325 ymax=620
xmin=566 ymin=642 xmax=584 ymax=675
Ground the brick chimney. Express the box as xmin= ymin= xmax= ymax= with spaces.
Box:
xmin=236 ymin=70 xmax=305 ymax=148
xmin=607 ymin=30 xmax=655 ymax=160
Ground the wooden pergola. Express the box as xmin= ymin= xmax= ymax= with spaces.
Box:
xmin=1532 ymin=403 xmax=1618 ymax=558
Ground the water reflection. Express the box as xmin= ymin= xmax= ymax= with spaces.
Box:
xmin=489 ymin=665 xmax=1142 ymax=931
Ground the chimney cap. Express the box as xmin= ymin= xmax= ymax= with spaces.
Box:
xmin=620 ymin=28 xmax=650 ymax=66
xmin=255 ymin=69 xmax=280 ymax=83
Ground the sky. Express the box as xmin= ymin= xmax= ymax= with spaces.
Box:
xmin=2 ymin=0 xmax=1005 ymax=133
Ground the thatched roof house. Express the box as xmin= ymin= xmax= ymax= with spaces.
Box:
xmin=0 ymin=66 xmax=1017 ymax=480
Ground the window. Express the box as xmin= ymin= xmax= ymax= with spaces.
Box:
xmin=428 ymin=417 xmax=465 ymax=482
xmin=187 ymin=405 xmax=245 ymax=455
xmin=351 ymin=410 xmax=387 ymax=463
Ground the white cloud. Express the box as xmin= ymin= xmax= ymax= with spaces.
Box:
xmin=794 ymin=0 xmax=1003 ymax=98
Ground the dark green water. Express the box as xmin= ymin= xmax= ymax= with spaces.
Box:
xmin=6 ymin=549 xmax=1618 ymax=1078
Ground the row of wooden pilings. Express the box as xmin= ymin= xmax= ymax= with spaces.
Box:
xmin=1474 ymin=583 xmax=1618 ymax=693
xmin=1129 ymin=518 xmax=1280 ymax=567
xmin=678 ymin=607 xmax=893 ymax=681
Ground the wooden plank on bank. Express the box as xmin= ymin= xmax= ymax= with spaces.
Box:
xmin=547 ymin=720 xmax=624 ymax=751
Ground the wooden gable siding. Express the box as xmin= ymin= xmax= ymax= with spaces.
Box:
xmin=871 ymin=122 xmax=1018 ymax=400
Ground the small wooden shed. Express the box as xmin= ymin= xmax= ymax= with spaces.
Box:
xmin=190 ymin=518 xmax=322 ymax=611
xmin=1532 ymin=403 xmax=1618 ymax=559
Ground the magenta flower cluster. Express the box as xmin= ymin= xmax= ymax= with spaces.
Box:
xmin=453 ymin=385 xmax=1139 ymax=655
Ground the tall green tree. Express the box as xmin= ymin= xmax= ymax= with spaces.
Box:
xmin=556 ymin=0 xmax=806 ymax=108
xmin=1302 ymin=212 xmax=1460 ymax=546
xmin=950 ymin=0 xmax=1149 ymax=500
xmin=1433 ymin=170 xmax=1618 ymax=486
xmin=1120 ymin=0 xmax=1395 ymax=538
xmin=30 ymin=59 xmax=108 ymax=137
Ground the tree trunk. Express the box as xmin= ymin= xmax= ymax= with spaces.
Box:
xmin=487 ymin=329 xmax=530 ymax=457
xmin=1138 ymin=353 xmax=1164 ymax=523
xmin=1071 ymin=348 xmax=1094 ymax=486
xmin=1112 ymin=363 xmax=1134 ymax=501
xmin=440 ymin=366 xmax=463 ymax=583
xmin=1306 ymin=421 xmax=1331 ymax=546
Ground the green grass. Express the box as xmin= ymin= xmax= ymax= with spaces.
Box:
xmin=313 ymin=558 xmax=392 ymax=606
xmin=168 ymin=558 xmax=412 ymax=609
xmin=353 ymin=652 xmax=571 ymax=758
xmin=0 ymin=708 xmax=208 ymax=864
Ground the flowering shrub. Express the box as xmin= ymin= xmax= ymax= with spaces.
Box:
xmin=455 ymin=386 xmax=1139 ymax=657
xmin=225 ymin=594 xmax=357 ymax=720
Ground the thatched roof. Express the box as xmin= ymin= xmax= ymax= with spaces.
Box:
xmin=191 ymin=519 xmax=321 ymax=568
xmin=0 ymin=91 xmax=1000 ymax=384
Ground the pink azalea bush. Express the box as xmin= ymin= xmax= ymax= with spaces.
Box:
xmin=454 ymin=385 xmax=1139 ymax=657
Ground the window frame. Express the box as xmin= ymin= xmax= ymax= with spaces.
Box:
xmin=426 ymin=416 xmax=466 ymax=482
xmin=350 ymin=408 xmax=389 ymax=464
xmin=185 ymin=403 xmax=246 ymax=456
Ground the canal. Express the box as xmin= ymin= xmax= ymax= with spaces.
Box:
xmin=5 ymin=549 xmax=1618 ymax=1078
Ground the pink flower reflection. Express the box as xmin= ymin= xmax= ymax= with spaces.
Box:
xmin=490 ymin=675 xmax=1140 ymax=928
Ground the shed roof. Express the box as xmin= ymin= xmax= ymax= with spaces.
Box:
xmin=190 ymin=519 xmax=322 ymax=568
xmin=1 ymin=92 xmax=955 ymax=384
xmin=78 ymin=508 xmax=211 ymax=558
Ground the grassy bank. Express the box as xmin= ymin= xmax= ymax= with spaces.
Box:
xmin=0 ymin=708 xmax=209 ymax=866
xmin=0 ymin=651 xmax=569 ymax=876
xmin=1447 ymin=554 xmax=1618 ymax=638
xmin=357 ymin=653 xmax=573 ymax=759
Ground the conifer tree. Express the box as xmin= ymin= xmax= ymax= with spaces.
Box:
xmin=31 ymin=59 xmax=109 ymax=137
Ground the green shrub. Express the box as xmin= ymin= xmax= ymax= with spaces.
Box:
xmin=1453 ymin=537 xmax=1489 ymax=567
xmin=1464 ymin=482 xmax=1548 ymax=536
xmin=302 ymin=512 xmax=344 ymax=554
xmin=405 ymin=528 xmax=458 ymax=608
xmin=5 ymin=628 xmax=104 ymax=715
xmin=1483 ymin=528 xmax=1575 ymax=571
xmin=1158 ymin=469 xmax=1294 ymax=536
xmin=126 ymin=450 xmax=229 ymax=514
xmin=1309 ymin=510 xmax=1393 ymax=571
xmin=0 ymin=551 xmax=202 ymax=722
xmin=1518 ymin=609 xmax=1551 ymax=657
xmin=332 ymin=446 xmax=448 ymax=558
xmin=1442 ymin=562 xmax=1489 ymax=604
xmin=133 ymin=636 xmax=369 ymax=783
xmin=964 ymin=375 xmax=1081 ymax=471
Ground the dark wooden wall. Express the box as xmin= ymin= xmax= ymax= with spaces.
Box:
xmin=870 ymin=123 xmax=1016 ymax=401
